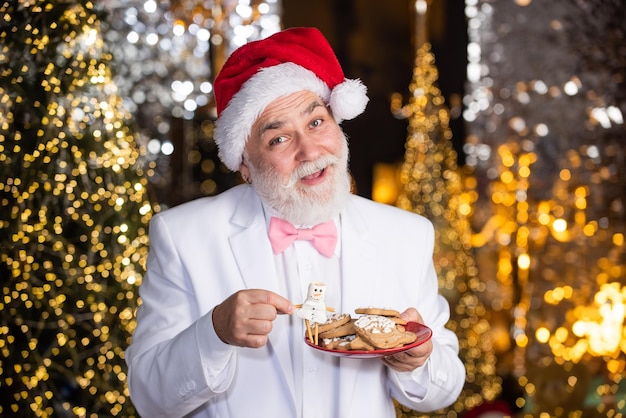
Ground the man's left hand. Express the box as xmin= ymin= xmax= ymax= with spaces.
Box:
xmin=381 ymin=307 xmax=432 ymax=372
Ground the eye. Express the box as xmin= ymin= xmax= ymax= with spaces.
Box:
xmin=269 ymin=135 xmax=287 ymax=146
xmin=310 ymin=118 xmax=322 ymax=128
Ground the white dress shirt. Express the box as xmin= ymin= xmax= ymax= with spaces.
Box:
xmin=265 ymin=206 xmax=342 ymax=418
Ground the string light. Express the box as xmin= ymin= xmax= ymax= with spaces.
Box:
xmin=390 ymin=3 xmax=499 ymax=415
xmin=103 ymin=0 xmax=282 ymax=207
xmin=465 ymin=0 xmax=626 ymax=415
xmin=1 ymin=2 xmax=152 ymax=416
xmin=1 ymin=1 xmax=282 ymax=415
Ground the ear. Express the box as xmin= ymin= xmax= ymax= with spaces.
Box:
xmin=239 ymin=159 xmax=251 ymax=184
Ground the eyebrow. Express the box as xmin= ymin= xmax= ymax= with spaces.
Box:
xmin=304 ymin=100 xmax=324 ymax=115
xmin=257 ymin=99 xmax=325 ymax=136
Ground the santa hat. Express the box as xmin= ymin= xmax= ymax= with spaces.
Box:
xmin=213 ymin=27 xmax=369 ymax=172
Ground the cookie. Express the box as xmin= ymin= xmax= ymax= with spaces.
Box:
xmin=321 ymin=335 xmax=355 ymax=350
xmin=354 ymin=307 xmax=407 ymax=325
xmin=388 ymin=316 xmax=408 ymax=326
xmin=316 ymin=313 xmax=351 ymax=334
xmin=354 ymin=307 xmax=401 ymax=317
xmin=349 ymin=335 xmax=375 ymax=351
xmin=319 ymin=320 xmax=356 ymax=339
xmin=353 ymin=315 xmax=417 ymax=350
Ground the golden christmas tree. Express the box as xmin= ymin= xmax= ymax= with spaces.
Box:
xmin=0 ymin=2 xmax=152 ymax=416
xmin=393 ymin=1 xmax=500 ymax=416
xmin=465 ymin=1 xmax=626 ymax=415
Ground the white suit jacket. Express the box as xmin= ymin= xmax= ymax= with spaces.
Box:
xmin=126 ymin=184 xmax=465 ymax=417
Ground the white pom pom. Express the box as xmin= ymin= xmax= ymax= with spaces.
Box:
xmin=329 ymin=79 xmax=369 ymax=122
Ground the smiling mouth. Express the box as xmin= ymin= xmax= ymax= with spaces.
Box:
xmin=301 ymin=168 xmax=325 ymax=181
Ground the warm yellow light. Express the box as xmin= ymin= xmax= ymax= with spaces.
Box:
xmin=517 ymin=253 xmax=530 ymax=270
xmin=372 ymin=163 xmax=399 ymax=205
xmin=459 ymin=201 xmax=472 ymax=216
xmin=550 ymin=218 xmax=570 ymax=242
xmin=552 ymin=218 xmax=567 ymax=232
xmin=536 ymin=327 xmax=550 ymax=343
xmin=515 ymin=0 xmax=532 ymax=7
xmin=569 ymin=283 xmax=625 ymax=357
xmin=583 ymin=222 xmax=596 ymax=236
xmin=537 ymin=213 xmax=551 ymax=225
xmin=554 ymin=326 xmax=569 ymax=342
xmin=515 ymin=333 xmax=528 ymax=347
xmin=500 ymin=170 xmax=514 ymax=184
xmin=518 ymin=165 xmax=530 ymax=178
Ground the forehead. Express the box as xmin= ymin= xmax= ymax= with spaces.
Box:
xmin=256 ymin=90 xmax=326 ymax=122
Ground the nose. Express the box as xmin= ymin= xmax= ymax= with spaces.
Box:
xmin=294 ymin=132 xmax=323 ymax=162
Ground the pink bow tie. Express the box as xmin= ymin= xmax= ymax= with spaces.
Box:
xmin=268 ymin=217 xmax=337 ymax=257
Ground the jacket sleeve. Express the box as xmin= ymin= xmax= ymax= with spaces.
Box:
xmin=388 ymin=297 xmax=466 ymax=411
xmin=125 ymin=214 xmax=236 ymax=418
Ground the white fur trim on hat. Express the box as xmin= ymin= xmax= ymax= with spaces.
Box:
xmin=330 ymin=78 xmax=369 ymax=122
xmin=214 ymin=62 xmax=368 ymax=172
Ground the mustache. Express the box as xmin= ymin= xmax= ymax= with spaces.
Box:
xmin=281 ymin=154 xmax=340 ymax=189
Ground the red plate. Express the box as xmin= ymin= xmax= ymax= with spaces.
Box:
xmin=304 ymin=322 xmax=432 ymax=359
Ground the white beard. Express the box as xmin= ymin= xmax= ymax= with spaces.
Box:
xmin=247 ymin=137 xmax=351 ymax=226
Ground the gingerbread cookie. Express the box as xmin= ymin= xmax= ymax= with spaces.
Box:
xmin=319 ymin=320 xmax=355 ymax=339
xmin=355 ymin=307 xmax=407 ymax=325
xmin=321 ymin=335 xmax=355 ymax=350
xmin=317 ymin=313 xmax=351 ymax=334
xmin=353 ymin=315 xmax=417 ymax=350
xmin=349 ymin=335 xmax=375 ymax=351
xmin=355 ymin=307 xmax=401 ymax=317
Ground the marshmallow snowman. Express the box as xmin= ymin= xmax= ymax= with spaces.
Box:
xmin=296 ymin=282 xmax=330 ymax=323
xmin=295 ymin=282 xmax=335 ymax=345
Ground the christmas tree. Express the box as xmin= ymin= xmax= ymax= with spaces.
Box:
xmin=393 ymin=3 xmax=499 ymax=416
xmin=465 ymin=0 xmax=625 ymax=415
xmin=0 ymin=1 xmax=152 ymax=416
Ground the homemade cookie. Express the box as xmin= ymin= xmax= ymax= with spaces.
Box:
xmin=319 ymin=320 xmax=356 ymax=339
xmin=321 ymin=335 xmax=355 ymax=350
xmin=317 ymin=313 xmax=351 ymax=334
xmin=355 ymin=307 xmax=401 ymax=317
xmin=349 ymin=335 xmax=375 ymax=351
xmin=353 ymin=315 xmax=417 ymax=350
xmin=354 ymin=307 xmax=407 ymax=325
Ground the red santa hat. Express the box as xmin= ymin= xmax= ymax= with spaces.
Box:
xmin=213 ymin=27 xmax=369 ymax=172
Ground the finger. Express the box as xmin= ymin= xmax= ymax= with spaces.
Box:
xmin=399 ymin=308 xmax=416 ymax=322
xmin=246 ymin=316 xmax=274 ymax=335
xmin=248 ymin=289 xmax=294 ymax=315
xmin=382 ymin=356 xmax=414 ymax=372
xmin=400 ymin=307 xmax=423 ymax=324
xmin=246 ymin=334 xmax=269 ymax=349
xmin=383 ymin=352 xmax=425 ymax=372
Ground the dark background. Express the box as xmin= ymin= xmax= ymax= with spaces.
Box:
xmin=282 ymin=0 xmax=467 ymax=197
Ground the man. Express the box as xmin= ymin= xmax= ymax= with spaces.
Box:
xmin=125 ymin=27 xmax=465 ymax=418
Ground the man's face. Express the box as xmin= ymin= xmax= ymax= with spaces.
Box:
xmin=241 ymin=90 xmax=351 ymax=225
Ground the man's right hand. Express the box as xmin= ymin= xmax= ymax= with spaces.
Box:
xmin=212 ymin=289 xmax=293 ymax=348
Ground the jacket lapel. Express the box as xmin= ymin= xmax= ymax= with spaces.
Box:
xmin=338 ymin=197 xmax=379 ymax=416
xmin=339 ymin=197 xmax=378 ymax=313
xmin=229 ymin=189 xmax=277 ymax=292
xmin=228 ymin=187 xmax=297 ymax=409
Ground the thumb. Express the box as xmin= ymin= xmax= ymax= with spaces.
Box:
xmin=400 ymin=308 xmax=422 ymax=323
xmin=270 ymin=293 xmax=294 ymax=315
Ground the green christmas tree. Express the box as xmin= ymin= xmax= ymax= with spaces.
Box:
xmin=0 ymin=1 xmax=152 ymax=416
